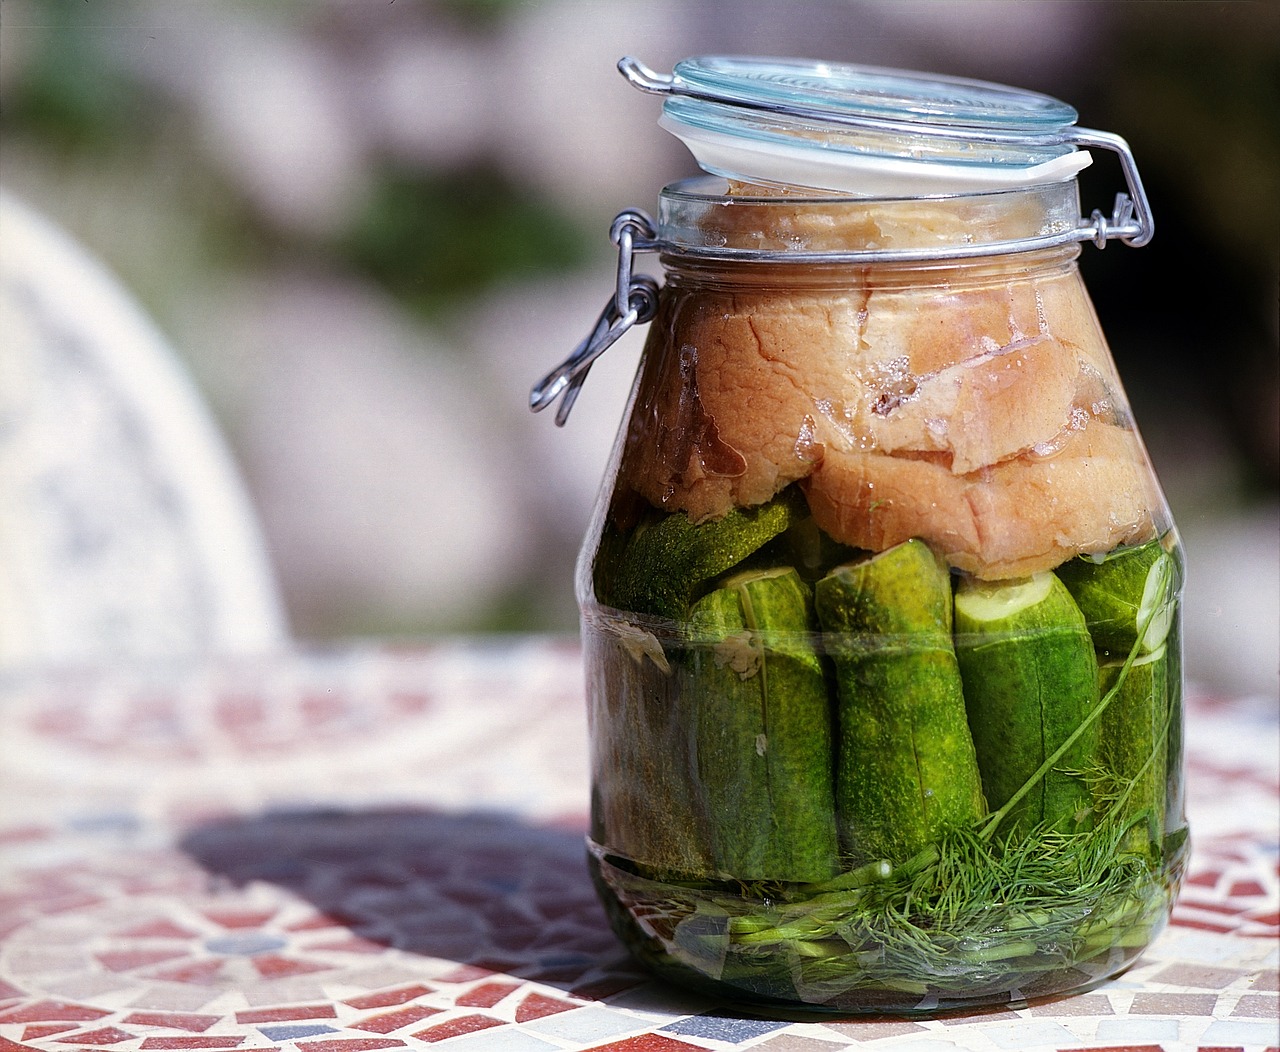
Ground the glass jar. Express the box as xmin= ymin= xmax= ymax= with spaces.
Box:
xmin=532 ymin=57 xmax=1186 ymax=1015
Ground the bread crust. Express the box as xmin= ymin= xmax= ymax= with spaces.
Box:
xmin=801 ymin=420 xmax=1159 ymax=579
xmin=614 ymin=263 xmax=1161 ymax=577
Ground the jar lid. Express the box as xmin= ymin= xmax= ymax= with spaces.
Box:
xmin=624 ymin=56 xmax=1094 ymax=196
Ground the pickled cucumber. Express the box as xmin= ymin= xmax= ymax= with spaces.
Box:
xmin=686 ymin=567 xmax=839 ymax=882
xmin=955 ymin=573 xmax=1100 ymax=837
xmin=599 ymin=490 xmax=802 ymax=621
xmin=1100 ymin=645 xmax=1170 ymax=852
xmin=1056 ymin=538 xmax=1177 ymax=657
xmin=584 ymin=613 xmax=710 ymax=877
xmin=815 ymin=539 xmax=986 ymax=864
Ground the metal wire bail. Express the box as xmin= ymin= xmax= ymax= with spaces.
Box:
xmin=529 ymin=210 xmax=659 ymax=426
xmin=1069 ymin=128 xmax=1153 ymax=248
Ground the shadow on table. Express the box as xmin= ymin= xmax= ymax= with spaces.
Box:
xmin=180 ymin=806 xmax=634 ymax=990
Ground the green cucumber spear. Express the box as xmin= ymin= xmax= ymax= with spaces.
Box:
xmin=585 ymin=620 xmax=711 ymax=878
xmin=815 ymin=539 xmax=986 ymax=865
xmin=599 ymin=491 xmax=801 ymax=621
xmin=1099 ymin=645 xmax=1170 ymax=853
xmin=1055 ymin=538 xmax=1178 ymax=657
xmin=955 ymin=573 xmax=1100 ymax=837
xmin=1057 ymin=538 xmax=1182 ymax=848
xmin=687 ymin=567 xmax=839 ymax=883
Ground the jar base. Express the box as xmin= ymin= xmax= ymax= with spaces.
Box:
xmin=588 ymin=836 xmax=1182 ymax=1016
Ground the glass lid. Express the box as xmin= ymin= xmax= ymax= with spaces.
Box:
xmin=669 ymin=56 xmax=1079 ymax=135
xmin=623 ymin=56 xmax=1093 ymax=196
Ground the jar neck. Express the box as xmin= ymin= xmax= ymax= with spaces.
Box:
xmin=655 ymin=176 xmax=1085 ymax=263
xmin=659 ymin=243 xmax=1081 ymax=292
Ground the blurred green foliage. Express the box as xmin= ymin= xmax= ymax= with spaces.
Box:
xmin=339 ymin=165 xmax=592 ymax=320
xmin=2 ymin=0 xmax=152 ymax=149
xmin=2 ymin=0 xmax=594 ymax=323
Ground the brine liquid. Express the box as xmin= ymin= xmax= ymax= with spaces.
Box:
xmin=586 ymin=833 xmax=1185 ymax=1014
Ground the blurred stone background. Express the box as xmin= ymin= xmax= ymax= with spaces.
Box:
xmin=1 ymin=0 xmax=1276 ymax=697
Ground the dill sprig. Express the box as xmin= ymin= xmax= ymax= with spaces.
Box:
xmin=595 ymin=812 xmax=1176 ymax=1005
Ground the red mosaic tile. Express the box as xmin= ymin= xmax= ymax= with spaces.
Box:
xmin=1130 ymin=992 xmax=1219 ymax=1015
xmin=543 ymin=812 xmax=591 ymax=834
xmin=139 ymin=1040 xmax=247 ymax=1049
xmin=42 ymin=891 xmax=107 ymax=914
xmin=53 ymin=1026 xmax=136 ymax=1045
xmin=1228 ymin=880 xmax=1269 ymax=898
xmin=297 ymin=1041 xmax=406 ymax=1052
xmin=250 ymin=956 xmax=333 ymax=979
xmin=388 ymin=692 xmax=432 ymax=716
xmin=0 ymin=1039 xmax=37 ymax=1052
xmin=144 ymin=960 xmax=225 ymax=985
xmin=929 ymin=1003 xmax=1022 ymax=1024
xmin=305 ymin=936 xmax=385 ymax=955
xmin=581 ymin=1036 xmax=711 ymax=1051
xmin=30 ymin=707 xmax=84 ymax=737
xmin=488 ymin=923 xmax=542 ymax=951
xmin=21 ymin=1025 xmax=78 ymax=1040
xmin=201 ymin=909 xmax=276 ymax=929
xmin=0 ymin=980 xmax=25 ymax=1001
xmin=121 ymin=697 xmax=180 ymax=735
xmin=121 ymin=1013 xmax=220 ymax=1032
xmin=1178 ymin=899 xmax=1253 ymax=917
xmin=0 ymin=824 xmax=53 ymax=845
xmin=0 ymin=1002 xmax=111 ymax=1024
xmin=301 ymin=691 xmax=347 ymax=721
xmin=434 ymin=966 xmax=497 ymax=984
xmin=285 ymin=914 xmax=350 ymax=932
xmin=115 ymin=919 xmax=199 ymax=940
xmin=0 ymin=921 xmax=28 ymax=947
xmin=1170 ymin=916 xmax=1239 ymax=934
xmin=341 ymin=986 xmax=433 ymax=1010
xmin=455 ymin=982 xmax=520 ymax=1009
xmin=1186 ymin=870 xmax=1223 ymax=888
xmin=823 ymin=1020 xmax=930 ymax=1039
xmin=569 ymin=975 xmax=645 ymax=1001
xmin=1195 ymin=1046 xmax=1246 ymax=1052
xmin=214 ymin=694 xmax=267 ymax=733
xmin=528 ymin=964 xmax=591 ymax=985
xmin=1057 ymin=1046 xmax=1164 ymax=1052
xmin=1154 ymin=964 xmax=1250 ymax=988
xmin=236 ymin=1006 xmax=337 ymax=1024
xmin=1026 ymin=993 xmax=1115 ymax=1017
xmin=350 ymin=1006 xmax=441 ymax=1034
xmin=425 ymin=879 xmax=481 ymax=908
xmin=95 ymin=949 xmax=189 ymax=973
xmin=1231 ymin=994 xmax=1279 ymax=1017
xmin=411 ymin=1015 xmax=502 ymax=1043
xmin=537 ymin=897 xmax=598 ymax=921
xmin=515 ymin=993 xmax=579 ymax=1022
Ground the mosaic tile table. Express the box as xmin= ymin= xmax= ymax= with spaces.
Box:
xmin=1 ymin=637 xmax=1276 ymax=1052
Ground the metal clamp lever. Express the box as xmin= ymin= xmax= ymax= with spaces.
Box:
xmin=530 ymin=211 xmax=659 ymax=426
xmin=1070 ymin=128 xmax=1153 ymax=248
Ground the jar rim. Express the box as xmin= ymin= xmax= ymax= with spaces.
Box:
xmin=661 ymin=174 xmax=1075 ymax=208
xmin=653 ymin=176 xmax=1087 ymax=262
